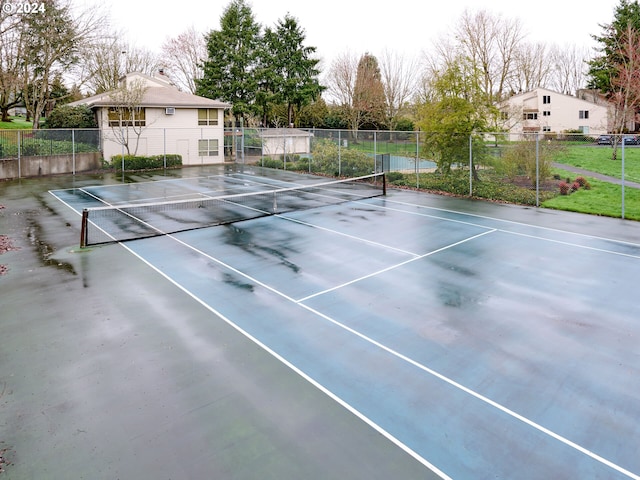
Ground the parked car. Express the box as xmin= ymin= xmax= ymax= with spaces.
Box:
xmin=596 ymin=135 xmax=613 ymax=145
xmin=622 ymin=134 xmax=639 ymax=145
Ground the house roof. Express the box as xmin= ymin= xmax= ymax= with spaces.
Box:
xmin=71 ymin=72 xmax=231 ymax=110
xmin=260 ymin=128 xmax=313 ymax=138
xmin=500 ymin=87 xmax=604 ymax=108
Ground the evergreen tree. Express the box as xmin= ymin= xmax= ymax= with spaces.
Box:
xmin=586 ymin=0 xmax=640 ymax=94
xmin=197 ymin=0 xmax=261 ymax=125
xmin=263 ymin=14 xmax=323 ymax=127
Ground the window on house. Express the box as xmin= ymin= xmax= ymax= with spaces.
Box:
xmin=543 ymin=95 xmax=551 ymax=104
xmin=198 ymin=139 xmax=219 ymax=156
xmin=198 ymin=109 xmax=218 ymax=125
xmin=500 ymin=111 xmax=509 ymax=120
xmin=542 ymin=126 xmax=551 ymax=132
xmin=108 ymin=107 xmax=146 ymax=127
xmin=523 ymin=112 xmax=538 ymax=120
xmin=543 ymin=111 xmax=551 ymax=116
xmin=579 ymin=110 xmax=589 ymax=119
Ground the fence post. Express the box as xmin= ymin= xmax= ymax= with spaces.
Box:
xmin=373 ymin=131 xmax=377 ymax=174
xmin=622 ymin=140 xmax=626 ymax=219
xmin=536 ymin=133 xmax=540 ymax=207
xmin=416 ymin=131 xmax=420 ymax=189
xmin=17 ymin=130 xmax=21 ymax=178
xmin=72 ymin=129 xmax=76 ymax=175
xmin=469 ymin=134 xmax=473 ymax=196
xmin=338 ymin=130 xmax=342 ymax=176
xmin=163 ymin=128 xmax=167 ymax=169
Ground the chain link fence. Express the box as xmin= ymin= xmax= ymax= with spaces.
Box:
xmin=234 ymin=128 xmax=640 ymax=220
xmin=2 ymin=127 xmax=638 ymax=220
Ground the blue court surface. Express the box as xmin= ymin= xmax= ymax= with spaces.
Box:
xmin=3 ymin=164 xmax=640 ymax=479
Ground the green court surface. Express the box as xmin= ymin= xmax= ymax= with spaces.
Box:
xmin=1 ymin=165 xmax=639 ymax=479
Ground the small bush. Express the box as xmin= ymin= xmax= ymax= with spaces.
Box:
xmin=110 ymin=154 xmax=182 ymax=171
xmin=559 ymin=181 xmax=571 ymax=195
xmin=386 ymin=171 xmax=404 ymax=182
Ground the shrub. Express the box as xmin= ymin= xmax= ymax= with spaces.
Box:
xmin=260 ymin=157 xmax=285 ymax=169
xmin=309 ymin=139 xmax=375 ymax=177
xmin=45 ymin=105 xmax=97 ymax=129
xmin=110 ymin=154 xmax=182 ymax=171
xmin=386 ymin=171 xmax=404 ymax=182
xmin=559 ymin=181 xmax=571 ymax=195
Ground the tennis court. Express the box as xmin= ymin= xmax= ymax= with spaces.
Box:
xmin=2 ymin=164 xmax=640 ymax=479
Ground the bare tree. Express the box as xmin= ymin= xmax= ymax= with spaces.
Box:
xmin=161 ymin=26 xmax=206 ymax=93
xmin=78 ymin=37 xmax=161 ymax=94
xmin=455 ymin=9 xmax=525 ymax=103
xmin=324 ymin=51 xmax=358 ymax=106
xmin=508 ymin=41 xmax=552 ymax=94
xmin=379 ymin=49 xmax=418 ymax=131
xmin=0 ymin=10 xmax=23 ymax=121
xmin=323 ymin=50 xmax=360 ymax=130
xmin=107 ymin=78 xmax=149 ymax=156
xmin=547 ymin=44 xmax=591 ymax=96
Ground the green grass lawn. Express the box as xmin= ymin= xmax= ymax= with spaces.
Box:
xmin=543 ymin=167 xmax=640 ymax=220
xmin=0 ymin=116 xmax=35 ymax=129
xmin=554 ymin=145 xmax=640 ymax=183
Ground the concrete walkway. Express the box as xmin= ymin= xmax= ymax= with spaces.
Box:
xmin=553 ymin=162 xmax=640 ymax=189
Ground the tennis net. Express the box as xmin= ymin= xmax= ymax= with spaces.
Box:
xmin=80 ymin=172 xmax=386 ymax=247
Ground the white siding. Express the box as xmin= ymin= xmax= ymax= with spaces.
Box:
xmin=500 ymin=88 xmax=610 ymax=136
xmin=100 ymin=107 xmax=226 ymax=165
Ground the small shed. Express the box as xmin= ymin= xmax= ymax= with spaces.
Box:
xmin=260 ymin=128 xmax=313 ymax=156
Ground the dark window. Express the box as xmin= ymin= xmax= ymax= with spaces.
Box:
xmin=198 ymin=109 xmax=218 ymax=126
xmin=108 ymin=107 xmax=145 ymax=127
xmin=579 ymin=110 xmax=589 ymax=119
xmin=543 ymin=95 xmax=551 ymax=104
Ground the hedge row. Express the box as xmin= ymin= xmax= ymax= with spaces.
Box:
xmin=110 ymin=154 xmax=182 ymax=171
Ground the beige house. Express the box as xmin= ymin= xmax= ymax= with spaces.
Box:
xmin=70 ymin=72 xmax=231 ymax=165
xmin=498 ymin=87 xmax=610 ymax=136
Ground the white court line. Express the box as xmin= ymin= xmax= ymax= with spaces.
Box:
xmin=296 ymin=229 xmax=496 ymax=302
xmin=274 ymin=213 xmax=422 ymax=258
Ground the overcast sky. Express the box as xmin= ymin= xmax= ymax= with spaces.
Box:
xmin=87 ymin=0 xmax=620 ymax=66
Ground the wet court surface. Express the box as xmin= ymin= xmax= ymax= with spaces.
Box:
xmin=1 ymin=165 xmax=640 ymax=479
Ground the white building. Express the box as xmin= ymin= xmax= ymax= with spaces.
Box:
xmin=498 ymin=87 xmax=610 ymax=136
xmin=70 ymin=72 xmax=231 ymax=165
xmin=260 ymin=128 xmax=313 ymax=157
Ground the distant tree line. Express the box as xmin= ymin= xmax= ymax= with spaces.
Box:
xmin=2 ymin=0 xmax=638 ymax=144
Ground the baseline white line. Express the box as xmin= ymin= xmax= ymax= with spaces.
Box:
xmin=120 ymin=238 xmax=452 ymax=480
xmin=296 ymin=229 xmax=496 ymax=302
